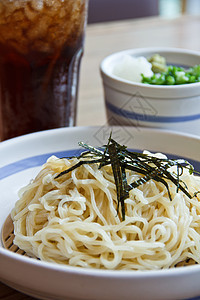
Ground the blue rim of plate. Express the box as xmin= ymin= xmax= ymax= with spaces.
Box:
xmin=0 ymin=149 xmax=199 ymax=180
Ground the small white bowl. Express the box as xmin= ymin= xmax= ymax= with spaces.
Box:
xmin=100 ymin=47 xmax=200 ymax=136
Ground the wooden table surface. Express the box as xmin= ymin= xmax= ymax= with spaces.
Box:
xmin=1 ymin=14 xmax=200 ymax=300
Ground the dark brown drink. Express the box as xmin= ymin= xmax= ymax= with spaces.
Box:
xmin=0 ymin=0 xmax=88 ymax=140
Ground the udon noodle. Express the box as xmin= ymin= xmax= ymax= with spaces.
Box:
xmin=11 ymin=152 xmax=200 ymax=270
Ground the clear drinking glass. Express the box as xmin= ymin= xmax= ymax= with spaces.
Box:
xmin=0 ymin=0 xmax=88 ymax=140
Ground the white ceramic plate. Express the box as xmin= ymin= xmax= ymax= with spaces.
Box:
xmin=0 ymin=126 xmax=200 ymax=300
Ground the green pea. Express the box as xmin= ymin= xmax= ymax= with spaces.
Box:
xmin=166 ymin=75 xmax=175 ymax=85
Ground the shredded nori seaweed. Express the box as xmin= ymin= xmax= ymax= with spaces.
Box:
xmin=55 ymin=136 xmax=199 ymax=220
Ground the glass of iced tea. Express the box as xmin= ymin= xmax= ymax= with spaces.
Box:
xmin=0 ymin=0 xmax=88 ymax=140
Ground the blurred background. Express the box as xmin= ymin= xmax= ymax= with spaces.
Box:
xmin=160 ymin=0 xmax=200 ymax=18
xmin=88 ymin=0 xmax=200 ymax=24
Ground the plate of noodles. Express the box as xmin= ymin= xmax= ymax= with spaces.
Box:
xmin=0 ymin=126 xmax=200 ymax=300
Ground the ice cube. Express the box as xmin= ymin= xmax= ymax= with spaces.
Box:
xmin=32 ymin=39 xmax=51 ymax=53
xmin=31 ymin=0 xmax=44 ymax=11
xmin=27 ymin=17 xmax=49 ymax=40
xmin=24 ymin=5 xmax=38 ymax=21
xmin=44 ymin=0 xmax=54 ymax=7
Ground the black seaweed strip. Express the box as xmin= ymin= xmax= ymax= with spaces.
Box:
xmin=55 ymin=159 xmax=103 ymax=179
xmin=108 ymin=142 xmax=126 ymax=220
